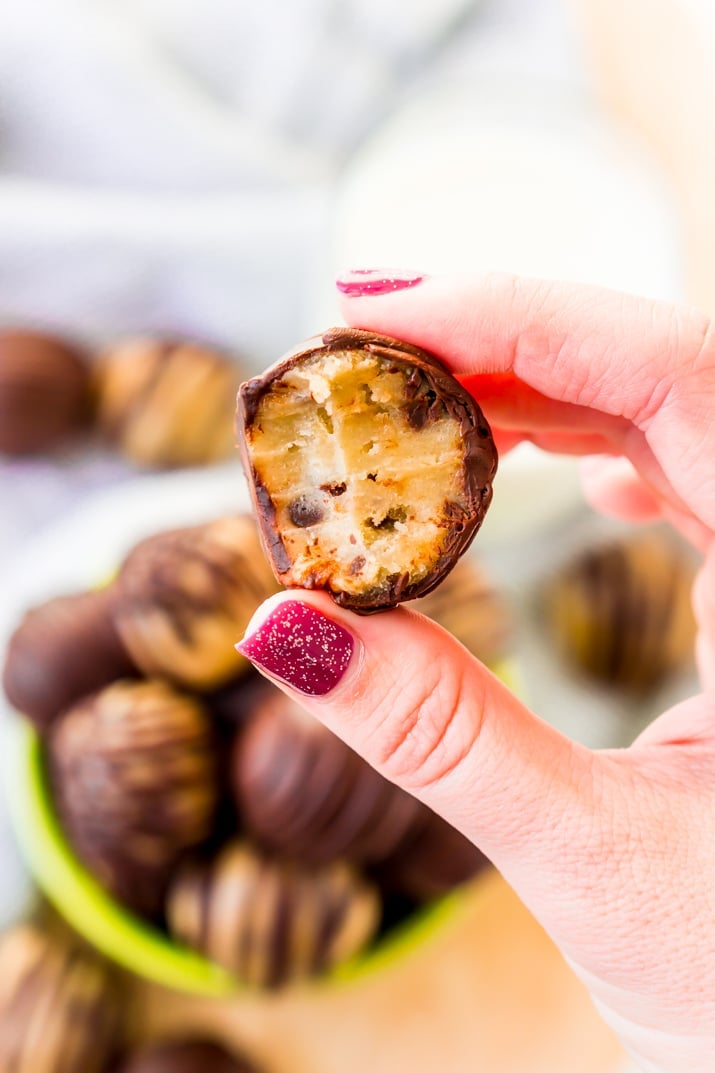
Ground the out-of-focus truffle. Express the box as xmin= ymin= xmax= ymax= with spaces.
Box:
xmin=95 ymin=338 xmax=242 ymax=468
xmin=0 ymin=330 xmax=92 ymax=456
xmin=48 ymin=679 xmax=219 ymax=918
xmin=113 ymin=1039 xmax=258 ymax=1073
xmin=111 ymin=517 xmax=280 ymax=691
xmin=542 ymin=529 xmax=697 ymax=694
xmin=231 ymin=683 xmax=425 ymax=866
xmin=0 ymin=920 xmax=122 ymax=1073
xmin=2 ymin=588 xmax=135 ymax=733
xmin=376 ymin=811 xmax=490 ymax=902
xmin=167 ymin=840 xmax=380 ymax=988
xmin=237 ymin=327 xmax=497 ymax=611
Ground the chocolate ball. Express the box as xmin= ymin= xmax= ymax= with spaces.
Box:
xmin=376 ymin=811 xmax=490 ymax=902
xmin=2 ymin=587 xmax=135 ymax=733
xmin=114 ymin=1040 xmax=258 ymax=1073
xmin=0 ymin=330 xmax=92 ymax=456
xmin=48 ymin=679 xmax=219 ymax=918
xmin=232 ymin=683 xmax=426 ymax=866
xmin=95 ymin=338 xmax=243 ymax=468
xmin=237 ymin=327 xmax=497 ymax=611
xmin=542 ymin=529 xmax=697 ymax=694
xmin=411 ymin=556 xmax=512 ymax=666
xmin=0 ymin=920 xmax=122 ymax=1073
xmin=111 ymin=516 xmax=280 ymax=691
xmin=167 ymin=841 xmax=381 ymax=988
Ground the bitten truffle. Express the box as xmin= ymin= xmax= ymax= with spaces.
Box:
xmin=48 ymin=679 xmax=219 ymax=918
xmin=542 ymin=528 xmax=697 ymax=694
xmin=167 ymin=840 xmax=381 ymax=988
xmin=0 ymin=920 xmax=122 ymax=1073
xmin=111 ymin=516 xmax=280 ymax=691
xmin=94 ymin=337 xmax=243 ymax=468
xmin=231 ymin=683 xmax=425 ymax=866
xmin=114 ymin=1039 xmax=258 ymax=1073
xmin=237 ymin=327 xmax=497 ymax=611
xmin=2 ymin=587 xmax=135 ymax=733
xmin=0 ymin=330 xmax=91 ymax=456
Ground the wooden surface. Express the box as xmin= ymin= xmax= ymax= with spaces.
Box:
xmin=130 ymin=870 xmax=626 ymax=1073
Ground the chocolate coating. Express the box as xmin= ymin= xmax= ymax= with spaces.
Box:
xmin=48 ymin=679 xmax=219 ymax=919
xmin=2 ymin=587 xmax=135 ymax=733
xmin=237 ymin=327 xmax=497 ymax=611
xmin=95 ymin=337 xmax=243 ymax=468
xmin=542 ymin=528 xmax=697 ymax=694
xmin=114 ymin=1040 xmax=258 ymax=1073
xmin=232 ymin=683 xmax=426 ymax=866
xmin=111 ymin=516 xmax=280 ymax=691
xmin=167 ymin=840 xmax=381 ymax=988
xmin=376 ymin=811 xmax=490 ymax=902
xmin=0 ymin=330 xmax=92 ymax=455
xmin=0 ymin=920 xmax=122 ymax=1073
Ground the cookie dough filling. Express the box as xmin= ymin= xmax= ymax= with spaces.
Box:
xmin=238 ymin=329 xmax=497 ymax=610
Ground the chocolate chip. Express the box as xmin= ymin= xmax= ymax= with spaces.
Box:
xmin=288 ymin=494 xmax=325 ymax=528
xmin=349 ymin=556 xmax=366 ymax=576
xmin=321 ymin=481 xmax=346 ymax=497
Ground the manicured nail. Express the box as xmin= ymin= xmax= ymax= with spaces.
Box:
xmin=237 ymin=600 xmax=355 ymax=697
xmin=336 ymin=268 xmax=426 ymax=297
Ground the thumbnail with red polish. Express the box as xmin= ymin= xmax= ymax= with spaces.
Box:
xmin=336 ymin=269 xmax=425 ymax=298
xmin=237 ymin=600 xmax=354 ymax=696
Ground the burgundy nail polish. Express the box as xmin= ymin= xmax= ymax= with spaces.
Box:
xmin=237 ymin=600 xmax=355 ymax=696
xmin=336 ymin=269 xmax=425 ymax=298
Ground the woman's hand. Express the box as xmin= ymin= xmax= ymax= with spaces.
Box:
xmin=238 ymin=271 xmax=715 ymax=1073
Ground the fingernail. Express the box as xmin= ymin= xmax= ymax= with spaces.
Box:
xmin=336 ymin=268 xmax=426 ymax=297
xmin=237 ymin=600 xmax=355 ymax=697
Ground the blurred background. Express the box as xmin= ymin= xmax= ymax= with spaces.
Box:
xmin=0 ymin=1 xmax=713 ymax=1071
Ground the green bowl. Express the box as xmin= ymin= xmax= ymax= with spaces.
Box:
xmin=3 ymin=658 xmax=519 ymax=997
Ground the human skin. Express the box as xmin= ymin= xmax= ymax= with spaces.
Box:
xmin=238 ymin=271 xmax=715 ymax=1073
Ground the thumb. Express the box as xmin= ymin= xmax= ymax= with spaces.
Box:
xmin=237 ymin=589 xmax=603 ymax=908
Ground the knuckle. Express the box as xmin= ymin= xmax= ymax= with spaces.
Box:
xmin=369 ymin=658 xmax=482 ymax=792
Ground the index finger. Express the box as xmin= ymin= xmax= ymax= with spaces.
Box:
xmin=336 ymin=271 xmax=715 ymax=536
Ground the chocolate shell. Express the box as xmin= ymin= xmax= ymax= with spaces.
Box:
xmin=48 ymin=679 xmax=219 ymax=919
xmin=231 ymin=683 xmax=426 ymax=866
xmin=0 ymin=920 xmax=122 ymax=1073
xmin=167 ymin=840 xmax=381 ymax=988
xmin=111 ymin=516 xmax=280 ymax=691
xmin=95 ymin=337 xmax=243 ymax=468
xmin=2 ymin=587 xmax=135 ymax=733
xmin=237 ymin=327 xmax=497 ymax=611
xmin=0 ymin=330 xmax=92 ymax=456
xmin=114 ymin=1040 xmax=258 ymax=1073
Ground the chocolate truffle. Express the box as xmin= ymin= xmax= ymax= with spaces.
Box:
xmin=111 ymin=516 xmax=280 ymax=691
xmin=0 ymin=920 xmax=122 ymax=1073
xmin=0 ymin=330 xmax=92 ymax=456
xmin=542 ymin=529 xmax=697 ymax=694
xmin=237 ymin=327 xmax=497 ymax=611
xmin=411 ymin=555 xmax=512 ymax=665
xmin=114 ymin=1040 xmax=258 ymax=1073
xmin=48 ymin=679 xmax=219 ymax=918
xmin=376 ymin=811 xmax=490 ymax=902
xmin=2 ymin=587 xmax=135 ymax=733
xmin=167 ymin=841 xmax=381 ymax=988
xmin=95 ymin=337 xmax=242 ymax=468
xmin=232 ymin=683 xmax=425 ymax=866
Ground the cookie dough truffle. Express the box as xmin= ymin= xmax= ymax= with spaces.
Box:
xmin=543 ymin=529 xmax=697 ymax=694
xmin=2 ymin=588 xmax=135 ymax=733
xmin=48 ymin=679 xmax=219 ymax=917
xmin=95 ymin=337 xmax=242 ymax=468
xmin=167 ymin=841 xmax=380 ymax=988
xmin=0 ymin=330 xmax=92 ymax=455
xmin=237 ymin=327 xmax=497 ymax=611
xmin=115 ymin=1040 xmax=259 ymax=1073
xmin=111 ymin=516 xmax=280 ymax=690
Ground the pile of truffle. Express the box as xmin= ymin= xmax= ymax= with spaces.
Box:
xmin=0 ymin=913 xmax=262 ymax=1073
xmin=2 ymin=514 xmax=512 ymax=991
xmin=0 ymin=329 xmax=244 ymax=466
